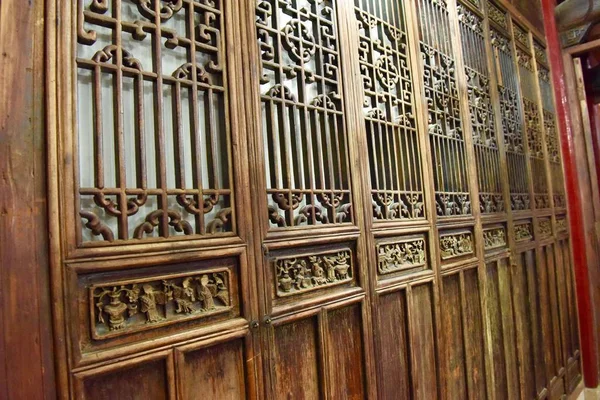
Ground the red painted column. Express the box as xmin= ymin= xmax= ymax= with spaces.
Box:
xmin=541 ymin=0 xmax=600 ymax=387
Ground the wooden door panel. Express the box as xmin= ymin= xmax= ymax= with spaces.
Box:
xmin=267 ymin=299 xmax=368 ymax=400
xmin=44 ymin=0 xmax=583 ymax=397
xmin=512 ymin=249 xmax=537 ymax=399
xmin=327 ymin=303 xmax=367 ymax=400
xmin=375 ymin=289 xmax=411 ymax=399
xmin=66 ymin=252 xmax=245 ymax=367
xmin=175 ymin=335 xmax=249 ymax=400
xmin=485 ymin=257 xmax=519 ymax=399
xmin=73 ymin=350 xmax=175 ymax=400
xmin=440 ymin=267 xmax=487 ymax=399
xmin=409 ymin=282 xmax=439 ymax=400
xmin=272 ymin=316 xmax=322 ymax=400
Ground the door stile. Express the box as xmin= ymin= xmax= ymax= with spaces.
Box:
xmin=340 ymin=0 xmax=439 ymax=396
xmin=530 ymin=35 xmax=564 ymax=397
xmin=480 ymin=1 xmax=518 ymax=398
xmin=246 ymin=0 xmax=375 ymax=397
xmin=445 ymin=1 xmax=490 ymax=399
xmin=335 ymin=2 xmax=378 ymax=397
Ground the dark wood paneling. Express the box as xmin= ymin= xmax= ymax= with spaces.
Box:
xmin=327 ymin=304 xmax=366 ymax=400
xmin=410 ymin=283 xmax=438 ymax=400
xmin=375 ymin=290 xmax=411 ymax=399
xmin=177 ymin=338 xmax=247 ymax=400
xmin=272 ymin=317 xmax=321 ymax=400
xmin=0 ymin=0 xmax=55 ymax=398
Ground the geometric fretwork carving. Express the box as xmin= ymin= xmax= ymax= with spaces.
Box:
xmin=91 ymin=270 xmax=231 ymax=339
xmin=417 ymin=0 xmax=471 ymax=217
xmin=77 ymin=0 xmax=234 ymax=242
xmin=257 ymin=0 xmax=353 ymax=228
xmin=458 ymin=4 xmax=503 ymax=214
xmin=490 ymin=28 xmax=530 ymax=211
xmin=354 ymin=0 xmax=425 ymax=221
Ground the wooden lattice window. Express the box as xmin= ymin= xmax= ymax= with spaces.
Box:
xmin=458 ymin=1 xmax=503 ymax=214
xmin=256 ymin=0 xmax=353 ymax=228
xmin=76 ymin=0 xmax=234 ymax=243
xmin=537 ymin=54 xmax=566 ymax=208
xmin=353 ymin=0 xmax=425 ymax=221
xmin=517 ymin=45 xmax=549 ymax=210
xmin=416 ymin=0 xmax=471 ymax=217
xmin=489 ymin=21 xmax=529 ymax=211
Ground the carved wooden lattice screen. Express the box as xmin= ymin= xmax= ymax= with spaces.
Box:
xmin=48 ymin=0 xmax=581 ymax=398
xmin=76 ymin=0 xmax=235 ymax=243
xmin=417 ymin=0 xmax=472 ymax=217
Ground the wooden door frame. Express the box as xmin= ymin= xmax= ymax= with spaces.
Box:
xmin=541 ymin=0 xmax=600 ymax=389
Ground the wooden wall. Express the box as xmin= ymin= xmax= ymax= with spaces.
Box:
xmin=0 ymin=0 xmax=56 ymax=398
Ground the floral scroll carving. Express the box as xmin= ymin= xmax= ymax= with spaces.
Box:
xmin=439 ymin=232 xmax=474 ymax=260
xmin=377 ymin=237 xmax=427 ymax=275
xmin=91 ymin=270 xmax=231 ymax=339
xmin=275 ymin=251 xmax=353 ymax=297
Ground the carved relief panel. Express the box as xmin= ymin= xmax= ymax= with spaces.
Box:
xmin=256 ymin=0 xmax=353 ymax=228
xmin=76 ymin=0 xmax=235 ymax=244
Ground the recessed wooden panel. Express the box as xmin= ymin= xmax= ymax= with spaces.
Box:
xmin=463 ymin=268 xmax=487 ymax=398
xmin=76 ymin=354 xmax=171 ymax=400
xmin=267 ymin=242 xmax=358 ymax=309
xmin=410 ymin=283 xmax=438 ymax=400
xmin=375 ymin=289 xmax=411 ymax=399
xmin=485 ymin=260 xmax=509 ymax=399
xmin=441 ymin=273 xmax=467 ymax=399
xmin=545 ymin=244 xmax=565 ymax=376
xmin=272 ymin=317 xmax=321 ymax=400
xmin=512 ymin=251 xmax=536 ymax=399
xmin=326 ymin=304 xmax=366 ymax=400
xmin=441 ymin=268 xmax=486 ymax=399
xmin=177 ymin=338 xmax=247 ymax=400
xmin=438 ymin=228 xmax=476 ymax=265
xmin=376 ymin=234 xmax=429 ymax=279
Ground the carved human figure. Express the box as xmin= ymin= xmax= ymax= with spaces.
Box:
xmin=311 ymin=258 xmax=327 ymax=285
xmin=323 ymin=256 xmax=337 ymax=282
xmin=140 ymin=284 xmax=163 ymax=323
xmin=197 ymin=275 xmax=215 ymax=311
xmin=170 ymin=277 xmax=196 ymax=314
xmin=214 ymin=274 xmax=229 ymax=305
